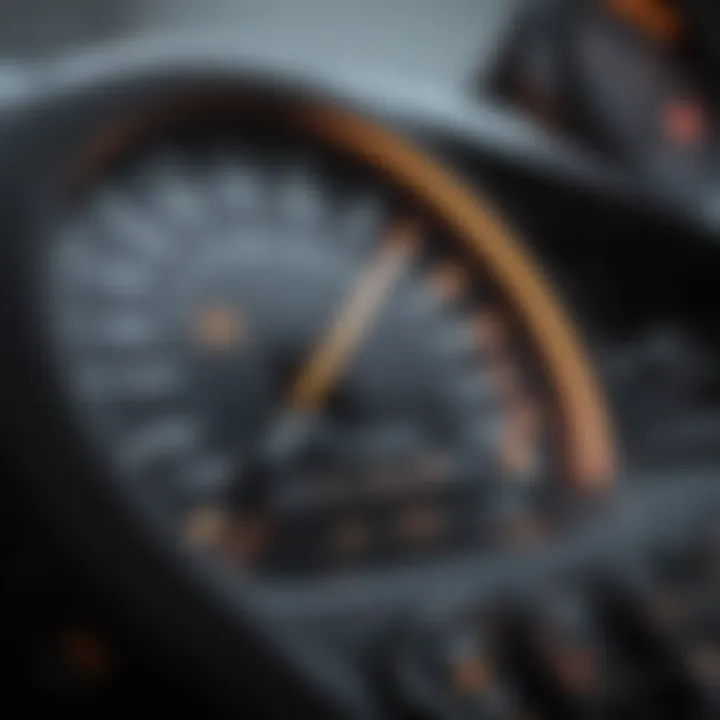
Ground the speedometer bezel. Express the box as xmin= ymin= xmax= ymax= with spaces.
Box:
xmin=0 ymin=66 xmax=616 ymax=717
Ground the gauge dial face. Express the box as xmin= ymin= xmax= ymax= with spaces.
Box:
xmin=44 ymin=101 xmax=612 ymax=577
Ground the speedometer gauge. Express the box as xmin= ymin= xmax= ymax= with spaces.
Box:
xmin=40 ymin=90 xmax=614 ymax=577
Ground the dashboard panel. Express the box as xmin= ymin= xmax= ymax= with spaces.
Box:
xmin=1 ymin=1 xmax=720 ymax=719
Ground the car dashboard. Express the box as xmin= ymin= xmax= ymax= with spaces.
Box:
xmin=2 ymin=1 xmax=720 ymax=718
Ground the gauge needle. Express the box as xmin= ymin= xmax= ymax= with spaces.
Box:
xmin=236 ymin=220 xmax=418 ymax=512
xmin=288 ymin=219 xmax=419 ymax=412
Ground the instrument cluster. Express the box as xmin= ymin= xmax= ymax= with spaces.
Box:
xmin=1 ymin=2 xmax=720 ymax=718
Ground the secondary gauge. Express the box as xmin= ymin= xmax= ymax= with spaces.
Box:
xmin=35 ymin=89 xmax=615 ymax=578
xmin=561 ymin=2 xmax=718 ymax=190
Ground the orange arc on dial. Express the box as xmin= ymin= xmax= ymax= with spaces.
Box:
xmin=301 ymin=103 xmax=616 ymax=490
xmin=70 ymin=89 xmax=617 ymax=493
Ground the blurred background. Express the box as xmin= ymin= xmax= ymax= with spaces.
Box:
xmin=0 ymin=0 xmax=504 ymax=82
